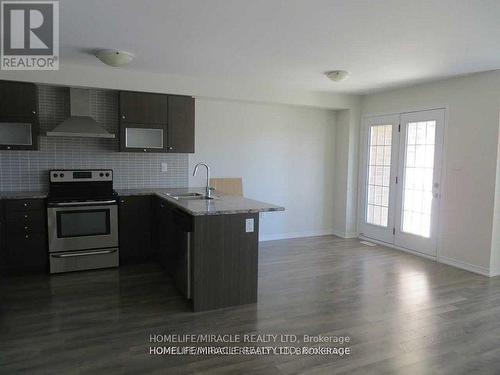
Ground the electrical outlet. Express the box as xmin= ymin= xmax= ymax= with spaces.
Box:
xmin=245 ymin=218 xmax=254 ymax=233
xmin=161 ymin=162 xmax=168 ymax=173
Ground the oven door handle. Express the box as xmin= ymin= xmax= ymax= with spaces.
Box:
xmin=51 ymin=249 xmax=117 ymax=258
xmin=50 ymin=200 xmax=117 ymax=207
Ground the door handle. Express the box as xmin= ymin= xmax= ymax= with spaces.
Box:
xmin=52 ymin=249 xmax=117 ymax=258
xmin=186 ymin=232 xmax=191 ymax=299
xmin=51 ymin=200 xmax=117 ymax=207
xmin=432 ymin=182 xmax=440 ymax=198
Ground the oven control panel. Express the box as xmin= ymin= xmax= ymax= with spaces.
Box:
xmin=50 ymin=170 xmax=113 ymax=182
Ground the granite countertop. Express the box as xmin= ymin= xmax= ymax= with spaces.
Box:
xmin=0 ymin=188 xmax=285 ymax=216
xmin=117 ymin=188 xmax=285 ymax=216
xmin=0 ymin=191 xmax=48 ymax=199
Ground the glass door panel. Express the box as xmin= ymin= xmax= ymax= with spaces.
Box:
xmin=366 ymin=124 xmax=392 ymax=227
xmin=394 ymin=109 xmax=444 ymax=256
xmin=401 ymin=120 xmax=436 ymax=237
xmin=0 ymin=122 xmax=32 ymax=146
xmin=125 ymin=127 xmax=164 ymax=149
xmin=359 ymin=114 xmax=400 ymax=243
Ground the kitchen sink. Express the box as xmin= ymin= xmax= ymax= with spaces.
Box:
xmin=166 ymin=192 xmax=216 ymax=200
xmin=176 ymin=192 xmax=203 ymax=198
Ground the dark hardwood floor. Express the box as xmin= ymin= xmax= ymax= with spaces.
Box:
xmin=2 ymin=235 xmax=500 ymax=374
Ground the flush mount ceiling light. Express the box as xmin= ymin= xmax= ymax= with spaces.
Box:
xmin=95 ymin=49 xmax=134 ymax=67
xmin=325 ymin=70 xmax=350 ymax=82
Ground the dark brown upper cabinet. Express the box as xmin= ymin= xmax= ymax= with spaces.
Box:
xmin=0 ymin=80 xmax=37 ymax=118
xmin=119 ymin=91 xmax=167 ymax=124
xmin=167 ymin=95 xmax=195 ymax=153
xmin=119 ymin=91 xmax=195 ymax=153
xmin=119 ymin=91 xmax=168 ymax=153
xmin=0 ymin=80 xmax=39 ymax=150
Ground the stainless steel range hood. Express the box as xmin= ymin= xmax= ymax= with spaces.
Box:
xmin=46 ymin=88 xmax=115 ymax=139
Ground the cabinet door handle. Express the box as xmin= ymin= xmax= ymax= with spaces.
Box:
xmin=25 ymin=234 xmax=29 ymax=239
xmin=32 ymin=110 xmax=36 ymax=114
xmin=24 ymin=214 xmax=28 ymax=219
xmin=143 ymin=149 xmax=147 ymax=152
xmin=23 ymin=203 xmax=29 ymax=207
xmin=122 ymin=115 xmax=126 ymax=120
xmin=168 ymin=146 xmax=173 ymax=151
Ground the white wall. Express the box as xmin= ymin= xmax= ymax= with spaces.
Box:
xmin=332 ymin=110 xmax=350 ymax=235
xmin=332 ymin=108 xmax=361 ymax=238
xmin=189 ymin=98 xmax=337 ymax=241
xmin=490 ymin=115 xmax=500 ymax=276
xmin=361 ymin=70 xmax=500 ymax=276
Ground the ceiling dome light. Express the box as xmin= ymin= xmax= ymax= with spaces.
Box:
xmin=325 ymin=70 xmax=350 ymax=82
xmin=95 ymin=49 xmax=134 ymax=67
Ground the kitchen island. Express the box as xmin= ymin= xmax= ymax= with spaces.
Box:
xmin=117 ymin=188 xmax=284 ymax=311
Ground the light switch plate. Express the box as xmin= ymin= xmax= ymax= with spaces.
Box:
xmin=245 ymin=218 xmax=254 ymax=233
xmin=161 ymin=162 xmax=168 ymax=173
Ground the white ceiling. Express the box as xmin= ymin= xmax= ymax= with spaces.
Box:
xmin=61 ymin=0 xmax=500 ymax=94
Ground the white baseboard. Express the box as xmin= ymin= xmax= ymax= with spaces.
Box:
xmin=262 ymin=232 xmax=495 ymax=277
xmin=358 ymin=235 xmax=437 ymax=260
xmin=437 ymin=255 xmax=491 ymax=277
xmin=359 ymin=235 xmax=492 ymax=277
xmin=259 ymin=229 xmax=335 ymax=242
xmin=331 ymin=229 xmax=358 ymax=239
xmin=489 ymin=268 xmax=500 ymax=277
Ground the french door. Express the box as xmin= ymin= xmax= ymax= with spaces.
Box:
xmin=359 ymin=109 xmax=444 ymax=256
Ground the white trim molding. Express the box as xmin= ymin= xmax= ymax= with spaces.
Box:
xmin=489 ymin=268 xmax=500 ymax=277
xmin=259 ymin=229 xmax=335 ymax=242
xmin=332 ymin=229 xmax=358 ymax=239
xmin=358 ymin=235 xmax=437 ymax=260
xmin=437 ymin=255 xmax=491 ymax=277
xmin=359 ymin=235 xmax=492 ymax=277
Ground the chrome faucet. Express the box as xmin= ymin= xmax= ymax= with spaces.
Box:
xmin=193 ymin=162 xmax=213 ymax=199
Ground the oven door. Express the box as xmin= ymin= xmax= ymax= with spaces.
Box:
xmin=47 ymin=202 xmax=118 ymax=252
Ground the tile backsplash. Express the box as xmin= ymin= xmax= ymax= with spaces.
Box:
xmin=0 ymin=85 xmax=188 ymax=191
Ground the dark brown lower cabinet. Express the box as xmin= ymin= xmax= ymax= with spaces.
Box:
xmin=153 ymin=196 xmax=259 ymax=312
xmin=6 ymin=232 xmax=47 ymax=270
xmin=155 ymin=198 xmax=191 ymax=297
xmin=191 ymin=213 xmax=259 ymax=312
xmin=1 ymin=198 xmax=47 ymax=273
xmin=0 ymin=200 xmax=4 ymax=270
xmin=118 ymin=195 xmax=153 ymax=264
xmin=155 ymin=198 xmax=171 ymax=268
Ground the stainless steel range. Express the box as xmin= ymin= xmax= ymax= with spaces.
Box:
xmin=47 ymin=169 xmax=119 ymax=274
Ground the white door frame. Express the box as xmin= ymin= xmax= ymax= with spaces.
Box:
xmin=357 ymin=107 xmax=447 ymax=259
